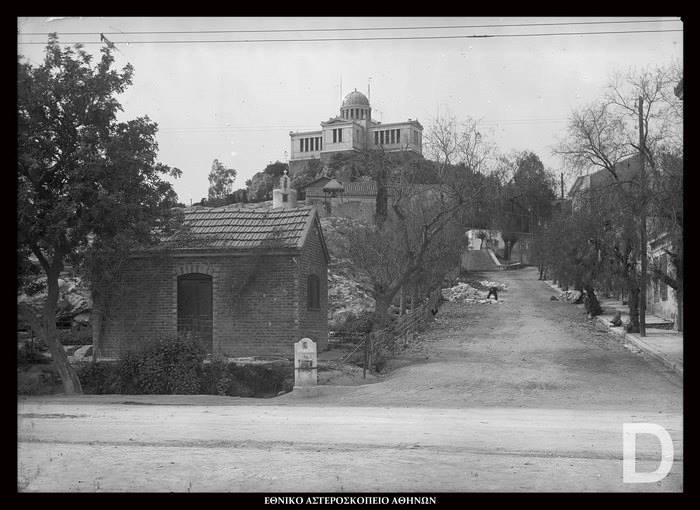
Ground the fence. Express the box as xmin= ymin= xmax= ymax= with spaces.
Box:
xmin=361 ymin=288 xmax=443 ymax=378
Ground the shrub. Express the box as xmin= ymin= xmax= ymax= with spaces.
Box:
xmin=17 ymin=343 xmax=50 ymax=366
xmin=200 ymin=361 xmax=293 ymax=397
xmin=75 ymin=361 xmax=120 ymax=394
xmin=74 ymin=338 xmax=294 ymax=397
xmin=336 ymin=311 xmax=373 ymax=335
xmin=58 ymin=326 xmax=93 ymax=346
xmin=130 ymin=336 xmax=206 ymax=395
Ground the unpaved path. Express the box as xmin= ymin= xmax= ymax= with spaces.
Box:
xmin=288 ymin=267 xmax=682 ymax=411
xmin=17 ymin=268 xmax=683 ymax=492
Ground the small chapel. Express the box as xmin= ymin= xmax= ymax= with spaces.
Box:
xmin=99 ymin=173 xmax=329 ymax=359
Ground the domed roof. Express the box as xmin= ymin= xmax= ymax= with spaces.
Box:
xmin=342 ymin=89 xmax=370 ymax=107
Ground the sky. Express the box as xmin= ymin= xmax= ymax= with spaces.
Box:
xmin=17 ymin=16 xmax=683 ymax=205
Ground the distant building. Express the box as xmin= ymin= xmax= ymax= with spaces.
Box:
xmin=567 ymin=155 xmax=680 ymax=327
xmin=289 ymin=89 xmax=423 ymax=176
xmin=100 ymin=203 xmax=329 ymax=359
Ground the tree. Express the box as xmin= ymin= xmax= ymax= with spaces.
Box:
xmin=493 ymin=151 xmax=556 ymax=260
xmin=246 ymin=161 xmax=288 ymax=202
xmin=343 ymin=158 xmax=493 ymax=331
xmin=555 ymin=62 xmax=682 ymax=331
xmin=477 ymin=230 xmax=487 ymax=250
xmin=425 ymin=115 xmax=495 ymax=178
xmin=17 ymin=35 xmax=181 ymax=392
xmin=207 ymin=159 xmax=237 ymax=201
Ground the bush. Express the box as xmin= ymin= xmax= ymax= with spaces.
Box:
xmin=17 ymin=342 xmax=50 ymax=366
xmin=74 ymin=337 xmax=294 ymax=397
xmin=336 ymin=311 xmax=373 ymax=335
xmin=57 ymin=326 xmax=93 ymax=346
xmin=131 ymin=336 xmax=206 ymax=394
xmin=200 ymin=361 xmax=293 ymax=398
xmin=75 ymin=361 xmax=120 ymax=394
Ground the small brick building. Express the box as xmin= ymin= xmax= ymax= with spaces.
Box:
xmin=100 ymin=205 xmax=329 ymax=359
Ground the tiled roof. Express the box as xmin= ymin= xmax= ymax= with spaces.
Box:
xmin=163 ymin=205 xmax=317 ymax=251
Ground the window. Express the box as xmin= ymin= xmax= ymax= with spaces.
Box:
xmin=338 ymin=128 xmax=342 ymax=143
xmin=380 ymin=131 xmax=384 ymax=145
xmin=390 ymin=130 xmax=395 ymax=144
xmin=299 ymin=139 xmax=303 ymax=152
xmin=374 ymin=131 xmax=378 ymax=145
xmin=333 ymin=129 xmax=337 ymax=143
xmin=396 ymin=129 xmax=400 ymax=144
xmin=307 ymin=274 xmax=320 ymax=310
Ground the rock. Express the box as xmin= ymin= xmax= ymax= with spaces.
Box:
xmin=550 ymin=296 xmax=558 ymax=301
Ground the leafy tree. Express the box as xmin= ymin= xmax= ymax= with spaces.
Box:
xmin=555 ymin=62 xmax=682 ymax=331
xmin=207 ymin=159 xmax=237 ymax=201
xmin=17 ymin=35 xmax=181 ymax=392
xmin=246 ymin=161 xmax=289 ymax=202
xmin=493 ymin=151 xmax=556 ymax=260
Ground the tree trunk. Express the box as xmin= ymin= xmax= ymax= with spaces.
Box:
xmin=371 ymin=294 xmax=393 ymax=332
xmin=44 ymin=266 xmax=83 ymax=394
xmin=399 ymin=286 xmax=406 ymax=316
xmin=583 ymin=284 xmax=602 ymax=317
xmin=627 ymin=286 xmax=640 ymax=333
xmin=91 ymin=306 xmax=104 ymax=362
xmin=675 ymin=286 xmax=683 ymax=332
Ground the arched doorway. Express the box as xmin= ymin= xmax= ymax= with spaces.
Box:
xmin=177 ymin=273 xmax=213 ymax=353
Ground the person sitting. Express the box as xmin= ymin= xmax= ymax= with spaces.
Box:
xmin=610 ymin=311 xmax=622 ymax=327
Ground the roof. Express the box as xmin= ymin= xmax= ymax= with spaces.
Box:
xmin=322 ymin=179 xmax=345 ymax=192
xmin=569 ymin=155 xmax=642 ymax=197
xmin=342 ymin=89 xmax=370 ymax=107
xmin=161 ymin=206 xmax=328 ymax=259
xmin=298 ymin=176 xmax=331 ymax=190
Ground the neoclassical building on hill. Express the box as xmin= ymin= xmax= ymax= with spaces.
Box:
xmin=289 ymin=89 xmax=423 ymax=176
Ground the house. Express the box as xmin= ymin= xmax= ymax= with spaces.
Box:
xmin=289 ymin=89 xmax=423 ymax=177
xmin=99 ymin=203 xmax=330 ymax=359
xmin=300 ymin=176 xmax=378 ymax=221
xmin=567 ymin=154 xmax=681 ymax=327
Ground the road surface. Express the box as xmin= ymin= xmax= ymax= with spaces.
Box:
xmin=17 ymin=268 xmax=683 ymax=492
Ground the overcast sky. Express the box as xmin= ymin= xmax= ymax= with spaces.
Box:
xmin=17 ymin=16 xmax=683 ymax=205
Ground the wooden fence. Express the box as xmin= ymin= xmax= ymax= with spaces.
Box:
xmin=362 ymin=288 xmax=442 ymax=378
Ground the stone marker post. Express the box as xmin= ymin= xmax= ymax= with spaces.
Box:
xmin=294 ymin=338 xmax=317 ymax=389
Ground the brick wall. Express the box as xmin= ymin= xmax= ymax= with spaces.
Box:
xmin=297 ymin=222 xmax=329 ymax=352
xmin=101 ymin=240 xmax=328 ymax=359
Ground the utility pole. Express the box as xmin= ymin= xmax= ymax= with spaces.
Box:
xmin=560 ymin=172 xmax=565 ymax=200
xmin=638 ymin=96 xmax=647 ymax=337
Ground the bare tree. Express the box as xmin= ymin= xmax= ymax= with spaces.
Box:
xmin=554 ymin=63 xmax=683 ymax=332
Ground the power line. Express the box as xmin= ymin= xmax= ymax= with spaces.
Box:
xmin=18 ymin=18 xmax=680 ymax=36
xmin=17 ymin=28 xmax=682 ymax=45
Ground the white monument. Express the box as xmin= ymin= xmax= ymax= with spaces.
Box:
xmin=294 ymin=337 xmax=317 ymax=389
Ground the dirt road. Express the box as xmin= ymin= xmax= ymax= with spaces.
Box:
xmin=17 ymin=268 xmax=683 ymax=492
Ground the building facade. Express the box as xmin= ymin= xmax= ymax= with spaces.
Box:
xmin=99 ymin=204 xmax=329 ymax=359
xmin=289 ymin=89 xmax=423 ymax=176
xmin=567 ymin=155 xmax=680 ymax=327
